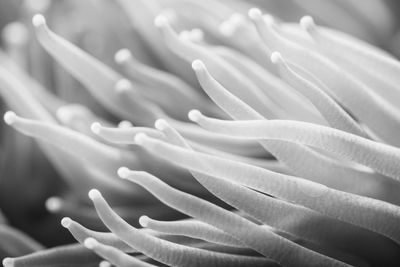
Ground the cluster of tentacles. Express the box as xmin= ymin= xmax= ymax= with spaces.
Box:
xmin=1 ymin=0 xmax=400 ymax=266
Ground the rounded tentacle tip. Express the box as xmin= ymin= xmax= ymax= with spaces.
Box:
xmin=117 ymin=167 xmax=130 ymax=179
xmin=134 ymin=132 xmax=148 ymax=145
xmin=139 ymin=215 xmax=150 ymax=227
xmin=219 ymin=21 xmax=234 ymax=36
xmin=154 ymin=14 xmax=168 ymax=28
xmin=2 ymin=257 xmax=14 ymax=267
xmin=154 ymin=119 xmax=168 ymax=131
xmin=45 ymin=197 xmax=62 ymax=212
xmin=91 ymin=122 xmax=102 ymax=135
xmin=190 ymin=28 xmax=204 ymax=42
xmin=88 ymin=189 xmax=102 ymax=200
xmin=115 ymin=79 xmax=133 ymax=93
xmin=188 ymin=109 xmax=202 ymax=122
xmin=114 ymin=49 xmax=131 ymax=64
xmin=118 ymin=120 xmax=133 ymax=128
xmin=84 ymin=237 xmax=98 ymax=249
xmin=32 ymin=14 xmax=46 ymax=27
xmin=56 ymin=106 xmax=73 ymax=124
xmin=248 ymin=8 xmax=262 ymax=20
xmin=300 ymin=15 xmax=315 ymax=31
xmin=3 ymin=111 xmax=17 ymax=125
xmin=179 ymin=30 xmax=190 ymax=41
xmin=100 ymin=261 xmax=112 ymax=267
xmin=3 ymin=22 xmax=29 ymax=45
xmin=192 ymin=59 xmax=205 ymax=71
xmin=61 ymin=217 xmax=72 ymax=228
xmin=270 ymin=52 xmax=283 ymax=64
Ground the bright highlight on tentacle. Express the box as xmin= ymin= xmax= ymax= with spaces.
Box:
xmin=1 ymin=243 xmax=101 ymax=267
xmin=139 ymin=216 xmax=244 ymax=248
xmin=84 ymin=238 xmax=156 ymax=267
xmin=132 ymin=133 xmax=400 ymax=245
xmin=88 ymin=188 xmax=279 ymax=267
xmin=270 ymin=51 xmax=367 ymax=137
xmin=115 ymin=48 xmax=219 ymax=119
xmin=191 ymin=113 xmax=400 ymax=183
xmin=91 ymin=122 xmax=164 ymax=144
xmin=190 ymin=61 xmax=389 ymax=199
xmin=119 ymin=166 xmax=349 ymax=266
xmin=151 ymin=119 xmax=400 ymax=265
xmin=155 ymin=13 xmax=281 ymax=119
xmin=32 ymin=14 xmax=129 ymax=119
xmin=249 ymin=8 xmax=400 ymax=146
xmin=3 ymin=112 xmax=135 ymax=171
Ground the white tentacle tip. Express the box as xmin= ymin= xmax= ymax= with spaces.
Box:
xmin=61 ymin=217 xmax=72 ymax=228
xmin=90 ymin=122 xmax=101 ymax=135
xmin=190 ymin=28 xmax=204 ymax=42
xmin=117 ymin=167 xmax=130 ymax=179
xmin=2 ymin=257 xmax=14 ymax=267
xmin=114 ymin=49 xmax=131 ymax=64
xmin=118 ymin=120 xmax=133 ymax=128
xmin=3 ymin=22 xmax=29 ymax=45
xmin=3 ymin=111 xmax=17 ymax=125
xmin=139 ymin=215 xmax=150 ymax=227
xmin=300 ymin=16 xmax=315 ymax=31
xmin=84 ymin=238 xmax=98 ymax=249
xmin=45 ymin=197 xmax=62 ymax=212
xmin=134 ymin=132 xmax=148 ymax=145
xmin=248 ymin=8 xmax=262 ymax=20
xmin=115 ymin=79 xmax=132 ymax=93
xmin=56 ymin=106 xmax=73 ymax=124
xmin=191 ymin=59 xmax=205 ymax=71
xmin=270 ymin=52 xmax=283 ymax=64
xmin=32 ymin=14 xmax=46 ymax=27
xmin=99 ymin=261 xmax=112 ymax=267
xmin=154 ymin=119 xmax=168 ymax=131
xmin=154 ymin=15 xmax=168 ymax=28
xmin=188 ymin=109 xmax=202 ymax=122
xmin=88 ymin=189 xmax=101 ymax=200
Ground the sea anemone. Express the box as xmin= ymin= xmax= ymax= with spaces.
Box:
xmin=1 ymin=0 xmax=400 ymax=266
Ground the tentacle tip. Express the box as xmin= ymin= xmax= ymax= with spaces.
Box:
xmin=88 ymin=189 xmax=102 ymax=200
xmin=61 ymin=217 xmax=72 ymax=228
xmin=188 ymin=109 xmax=202 ymax=122
xmin=248 ymin=8 xmax=262 ymax=20
xmin=154 ymin=14 xmax=168 ymax=28
xmin=117 ymin=167 xmax=131 ymax=179
xmin=178 ymin=30 xmax=190 ymax=41
xmin=134 ymin=132 xmax=148 ymax=145
xmin=3 ymin=22 xmax=29 ymax=45
xmin=45 ymin=197 xmax=62 ymax=212
xmin=32 ymin=14 xmax=46 ymax=27
xmin=154 ymin=119 xmax=168 ymax=131
xmin=91 ymin=122 xmax=102 ymax=135
xmin=84 ymin=237 xmax=98 ymax=249
xmin=263 ymin=14 xmax=275 ymax=26
xmin=219 ymin=21 xmax=234 ymax=36
xmin=99 ymin=261 xmax=112 ymax=267
xmin=56 ymin=106 xmax=73 ymax=124
xmin=300 ymin=16 xmax=315 ymax=31
xmin=190 ymin=28 xmax=204 ymax=42
xmin=114 ymin=49 xmax=131 ymax=64
xmin=270 ymin=52 xmax=283 ymax=64
xmin=2 ymin=257 xmax=14 ymax=267
xmin=139 ymin=215 xmax=150 ymax=227
xmin=114 ymin=79 xmax=133 ymax=93
xmin=118 ymin=120 xmax=133 ymax=128
xmin=3 ymin=111 xmax=17 ymax=125
xmin=191 ymin=59 xmax=205 ymax=72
